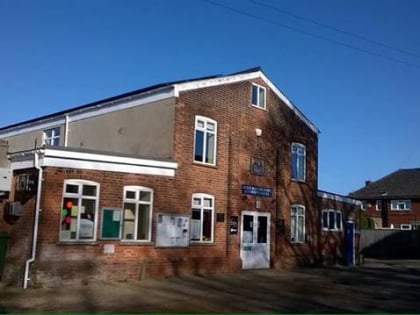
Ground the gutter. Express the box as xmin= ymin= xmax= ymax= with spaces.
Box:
xmin=23 ymin=151 xmax=43 ymax=289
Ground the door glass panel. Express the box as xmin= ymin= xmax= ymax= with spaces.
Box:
xmin=257 ymin=216 xmax=267 ymax=243
xmin=243 ymin=215 xmax=253 ymax=243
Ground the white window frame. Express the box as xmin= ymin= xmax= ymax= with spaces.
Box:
xmin=321 ymin=209 xmax=343 ymax=232
xmin=291 ymin=143 xmax=306 ymax=182
xmin=122 ymin=186 xmax=153 ymax=242
xmin=391 ymin=200 xmax=411 ymax=211
xmin=251 ymin=83 xmax=266 ymax=110
xmin=43 ymin=127 xmax=61 ymax=146
xmin=290 ymin=204 xmax=305 ymax=244
xmin=59 ymin=179 xmax=100 ymax=242
xmin=193 ymin=116 xmax=217 ymax=166
xmin=191 ymin=193 xmax=215 ymax=243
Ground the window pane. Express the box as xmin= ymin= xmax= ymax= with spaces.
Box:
xmin=207 ymin=122 xmax=215 ymax=132
xmin=66 ymin=184 xmax=79 ymax=194
xmin=79 ymin=199 xmax=95 ymax=239
xmin=322 ymin=211 xmax=328 ymax=229
xmin=137 ymin=204 xmax=150 ymax=240
xmin=191 ymin=209 xmax=201 ymax=241
xmin=291 ymin=153 xmax=298 ymax=179
xmin=193 ymin=198 xmax=201 ymax=206
xmin=194 ymin=130 xmax=204 ymax=162
xmin=123 ymin=203 xmax=136 ymax=239
xmin=203 ymin=198 xmax=212 ymax=208
xmin=139 ymin=191 xmax=151 ymax=202
xmin=257 ymin=216 xmax=267 ymax=243
xmin=290 ymin=215 xmax=296 ymax=242
xmin=297 ymin=216 xmax=304 ymax=242
xmin=243 ymin=215 xmax=253 ymax=243
xmin=125 ymin=191 xmax=136 ymax=199
xmin=298 ymin=155 xmax=305 ymax=180
xmin=197 ymin=120 xmax=205 ymax=129
xmin=60 ymin=197 xmax=78 ymax=240
xmin=336 ymin=212 xmax=342 ymax=230
xmin=203 ymin=209 xmax=212 ymax=241
xmin=82 ymin=185 xmax=97 ymax=196
xmin=328 ymin=212 xmax=335 ymax=230
xmin=252 ymin=85 xmax=258 ymax=105
xmin=205 ymin=133 xmax=215 ymax=164
xmin=259 ymin=88 xmax=265 ymax=107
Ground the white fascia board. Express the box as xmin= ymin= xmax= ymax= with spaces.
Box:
xmin=318 ymin=191 xmax=362 ymax=206
xmin=9 ymin=148 xmax=177 ymax=177
xmin=43 ymin=149 xmax=177 ymax=170
xmin=174 ymin=70 xmax=319 ymax=134
xmin=0 ymin=87 xmax=176 ymax=138
xmin=41 ymin=157 xmax=175 ymax=177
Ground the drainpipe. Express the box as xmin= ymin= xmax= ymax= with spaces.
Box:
xmin=23 ymin=150 xmax=43 ymax=289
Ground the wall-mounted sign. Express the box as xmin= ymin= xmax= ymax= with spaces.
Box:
xmin=241 ymin=185 xmax=272 ymax=197
xmin=229 ymin=216 xmax=238 ymax=234
xmin=250 ymin=157 xmax=265 ymax=176
xmin=156 ymin=213 xmax=190 ymax=247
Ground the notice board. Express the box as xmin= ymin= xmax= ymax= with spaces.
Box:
xmin=156 ymin=213 xmax=190 ymax=247
xmin=101 ymin=208 xmax=122 ymax=239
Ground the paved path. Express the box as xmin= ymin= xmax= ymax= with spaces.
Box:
xmin=1 ymin=259 xmax=420 ymax=313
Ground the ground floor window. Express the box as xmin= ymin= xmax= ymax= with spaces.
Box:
xmin=191 ymin=193 xmax=214 ymax=242
xmin=60 ymin=180 xmax=99 ymax=241
xmin=322 ymin=209 xmax=342 ymax=231
xmin=291 ymin=204 xmax=305 ymax=243
xmin=122 ymin=186 xmax=153 ymax=241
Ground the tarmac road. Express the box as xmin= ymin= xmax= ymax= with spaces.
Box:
xmin=1 ymin=258 xmax=420 ymax=313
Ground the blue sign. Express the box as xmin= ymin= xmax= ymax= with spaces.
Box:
xmin=241 ymin=185 xmax=272 ymax=197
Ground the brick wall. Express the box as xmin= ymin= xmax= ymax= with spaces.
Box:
xmin=2 ymin=78 xmax=321 ymax=286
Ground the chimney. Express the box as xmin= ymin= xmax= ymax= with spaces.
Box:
xmin=365 ymin=180 xmax=371 ymax=186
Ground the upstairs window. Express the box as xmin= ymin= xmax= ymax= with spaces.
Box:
xmin=391 ymin=200 xmax=411 ymax=211
xmin=322 ymin=209 xmax=342 ymax=231
xmin=122 ymin=186 xmax=153 ymax=241
xmin=60 ymin=180 xmax=99 ymax=242
xmin=291 ymin=143 xmax=306 ymax=181
xmin=291 ymin=204 xmax=305 ymax=243
xmin=194 ymin=116 xmax=217 ymax=165
xmin=251 ymin=83 xmax=266 ymax=109
xmin=375 ymin=200 xmax=382 ymax=211
xmin=191 ymin=193 xmax=214 ymax=242
xmin=43 ymin=127 xmax=60 ymax=146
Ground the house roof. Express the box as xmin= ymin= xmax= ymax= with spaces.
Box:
xmin=0 ymin=67 xmax=319 ymax=136
xmin=348 ymin=168 xmax=420 ymax=199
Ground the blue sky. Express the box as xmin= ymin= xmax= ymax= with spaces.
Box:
xmin=1 ymin=0 xmax=420 ymax=195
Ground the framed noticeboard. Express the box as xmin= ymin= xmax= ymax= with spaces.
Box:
xmin=155 ymin=213 xmax=190 ymax=247
xmin=100 ymin=208 xmax=122 ymax=239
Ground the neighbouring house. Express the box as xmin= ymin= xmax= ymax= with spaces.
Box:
xmin=0 ymin=67 xmax=356 ymax=288
xmin=349 ymin=168 xmax=420 ymax=230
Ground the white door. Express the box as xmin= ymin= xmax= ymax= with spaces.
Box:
xmin=240 ymin=211 xmax=270 ymax=269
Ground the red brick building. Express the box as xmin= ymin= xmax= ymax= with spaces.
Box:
xmin=349 ymin=169 xmax=420 ymax=230
xmin=0 ymin=67 xmax=354 ymax=287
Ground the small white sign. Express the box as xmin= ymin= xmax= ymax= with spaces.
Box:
xmin=103 ymin=244 xmax=115 ymax=254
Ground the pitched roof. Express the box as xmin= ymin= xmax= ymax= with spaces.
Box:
xmin=0 ymin=67 xmax=319 ymax=136
xmin=349 ymin=168 xmax=420 ymax=199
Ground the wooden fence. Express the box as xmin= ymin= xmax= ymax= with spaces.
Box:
xmin=360 ymin=229 xmax=420 ymax=259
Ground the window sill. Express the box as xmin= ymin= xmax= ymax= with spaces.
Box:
xmin=57 ymin=241 xmax=99 ymax=246
xmin=190 ymin=241 xmax=214 ymax=246
xmin=120 ymin=241 xmax=154 ymax=246
xmin=192 ymin=161 xmax=217 ymax=169
xmin=291 ymin=178 xmax=306 ymax=183
xmin=251 ymin=104 xmax=267 ymax=111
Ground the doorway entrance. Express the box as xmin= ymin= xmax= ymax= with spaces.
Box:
xmin=240 ymin=211 xmax=270 ymax=269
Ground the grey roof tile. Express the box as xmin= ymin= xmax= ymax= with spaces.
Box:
xmin=349 ymin=168 xmax=420 ymax=199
